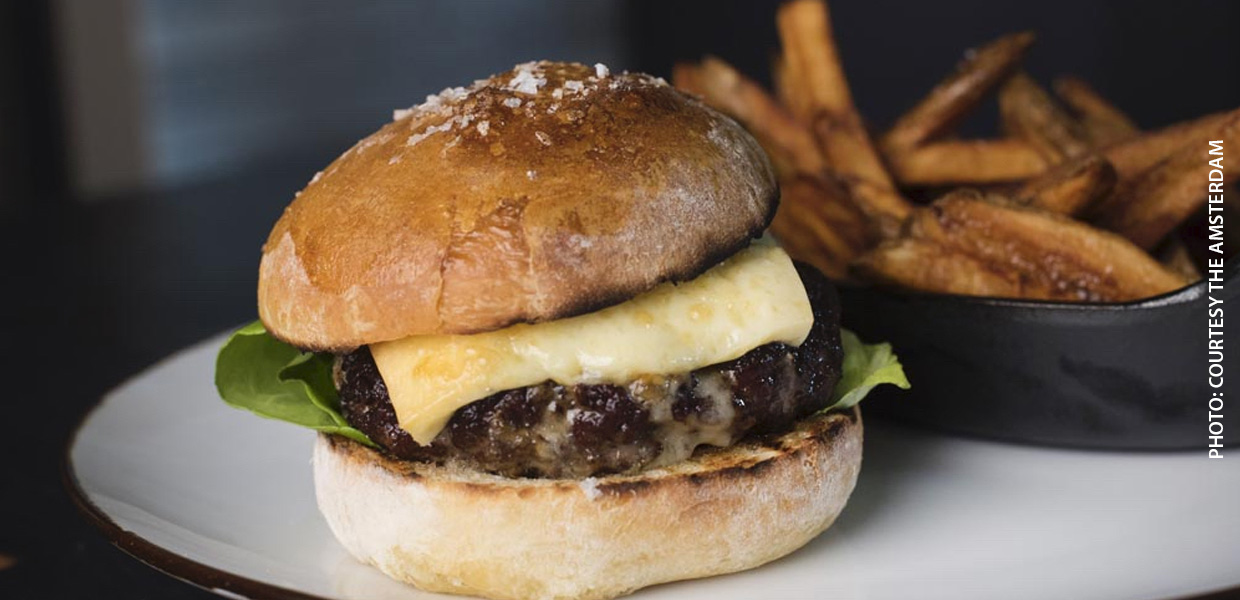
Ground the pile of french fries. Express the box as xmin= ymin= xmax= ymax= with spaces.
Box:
xmin=674 ymin=0 xmax=1238 ymax=302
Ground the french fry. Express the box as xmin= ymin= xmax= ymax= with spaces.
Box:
xmin=1094 ymin=111 xmax=1240 ymax=249
xmin=673 ymin=54 xmax=874 ymax=258
xmin=1046 ymin=85 xmax=1240 ymax=244
xmin=771 ymin=55 xmax=808 ymax=126
xmin=905 ymin=190 xmax=1188 ymax=301
xmin=998 ymin=72 xmax=1091 ymax=162
xmin=1013 ymin=153 xmax=1116 ymax=216
xmin=812 ymin=114 xmax=912 ymax=234
xmin=775 ymin=0 xmax=913 ymax=235
xmin=813 ymin=114 xmax=895 ymax=188
xmin=775 ymin=204 xmax=854 ymax=276
xmin=852 ymin=238 xmax=1025 ymax=298
xmin=834 ymin=176 xmax=916 ymax=237
xmin=686 ymin=1 xmax=1227 ymax=305
xmin=809 ymin=175 xmax=879 ymax=250
xmin=776 ymin=0 xmax=853 ymax=121
xmin=1157 ymin=238 xmax=1201 ymax=281
xmin=674 ymin=57 xmax=829 ymax=179
xmin=882 ymin=31 xmax=1035 ymax=152
xmin=772 ymin=212 xmax=849 ymax=280
xmin=794 ymin=174 xmax=877 ymax=250
xmin=1101 ymin=108 xmax=1237 ymax=182
xmin=886 ymin=139 xmax=1048 ymax=186
xmin=772 ymin=176 xmax=875 ymax=279
xmin=1053 ymin=76 xmax=1139 ymax=145
xmin=671 ymin=61 xmax=703 ymax=96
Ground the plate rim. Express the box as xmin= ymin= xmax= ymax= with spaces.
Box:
xmin=62 ymin=340 xmax=332 ymax=600
xmin=62 ymin=334 xmax=1240 ymax=600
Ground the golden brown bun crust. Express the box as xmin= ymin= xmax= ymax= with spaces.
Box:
xmin=313 ymin=408 xmax=862 ymax=600
xmin=259 ymin=62 xmax=778 ymax=350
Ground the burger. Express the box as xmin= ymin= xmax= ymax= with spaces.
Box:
xmin=216 ymin=61 xmax=907 ymax=600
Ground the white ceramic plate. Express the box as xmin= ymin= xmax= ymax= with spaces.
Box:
xmin=68 ymin=333 xmax=1240 ymax=600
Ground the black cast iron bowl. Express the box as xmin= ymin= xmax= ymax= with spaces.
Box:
xmin=838 ymin=256 xmax=1238 ymax=450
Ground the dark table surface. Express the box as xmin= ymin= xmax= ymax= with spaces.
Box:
xmin=1 ymin=165 xmax=306 ymax=599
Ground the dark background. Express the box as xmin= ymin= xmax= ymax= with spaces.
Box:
xmin=2 ymin=1 xmax=1238 ymax=598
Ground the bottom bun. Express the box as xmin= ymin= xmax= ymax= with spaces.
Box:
xmin=313 ymin=407 xmax=863 ymax=600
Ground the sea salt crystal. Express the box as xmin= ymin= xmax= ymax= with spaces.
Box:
xmin=579 ymin=478 xmax=602 ymax=501
xmin=406 ymin=121 xmax=453 ymax=147
xmin=358 ymin=131 xmax=393 ymax=152
xmin=438 ymin=86 xmax=468 ymax=102
xmin=387 ymin=155 xmax=401 ymax=165
xmin=526 ymin=170 xmax=537 ymax=180
xmin=412 ymin=86 xmax=468 ymax=116
xmin=407 ymin=113 xmax=479 ymax=147
xmin=309 ymin=171 xmax=323 ymax=184
xmin=534 ymin=131 xmax=551 ymax=146
xmin=551 ymin=88 xmax=564 ymax=100
xmin=503 ymin=97 xmax=523 ymax=109
xmin=594 ymin=63 xmax=609 ymax=78
xmin=564 ymin=80 xmax=584 ymax=93
xmin=392 ymin=85 xmax=470 ymax=123
xmin=476 ymin=121 xmax=490 ymax=136
xmin=507 ymin=65 xmax=547 ymax=95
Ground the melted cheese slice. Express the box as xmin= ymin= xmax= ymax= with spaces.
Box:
xmin=370 ymin=243 xmax=813 ymax=444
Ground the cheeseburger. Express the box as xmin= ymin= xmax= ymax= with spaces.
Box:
xmin=216 ymin=61 xmax=906 ymax=600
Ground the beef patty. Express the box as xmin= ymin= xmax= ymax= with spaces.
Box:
xmin=337 ymin=262 xmax=842 ymax=478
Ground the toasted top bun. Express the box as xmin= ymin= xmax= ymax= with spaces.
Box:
xmin=258 ymin=61 xmax=778 ymax=351
xmin=314 ymin=407 xmax=862 ymax=600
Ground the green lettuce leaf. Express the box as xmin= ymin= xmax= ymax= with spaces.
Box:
xmin=829 ymin=329 xmax=911 ymax=410
xmin=215 ymin=321 xmax=375 ymax=446
xmin=214 ymin=323 xmax=907 ymax=444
